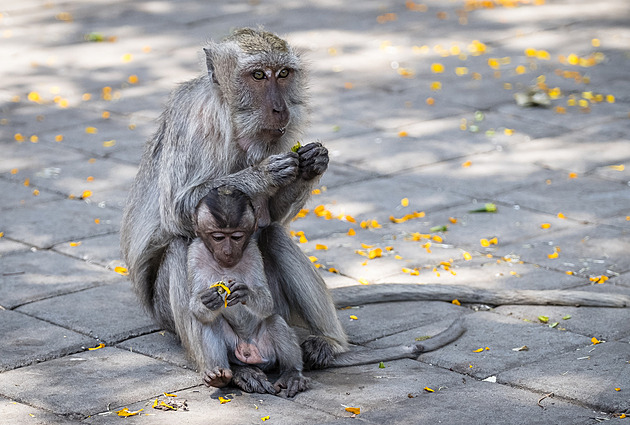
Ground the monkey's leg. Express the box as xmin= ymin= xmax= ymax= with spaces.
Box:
xmin=258 ymin=223 xmax=348 ymax=369
xmin=200 ymin=322 xmax=233 ymax=388
xmin=328 ymin=319 xmax=466 ymax=367
xmin=265 ymin=315 xmax=311 ymax=397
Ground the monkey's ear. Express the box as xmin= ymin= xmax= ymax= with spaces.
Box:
xmin=203 ymin=47 xmax=219 ymax=85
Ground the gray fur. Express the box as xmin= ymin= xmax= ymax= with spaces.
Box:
xmin=120 ymin=28 xmax=346 ymax=379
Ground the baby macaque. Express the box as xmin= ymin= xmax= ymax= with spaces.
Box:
xmin=186 ymin=185 xmax=309 ymax=397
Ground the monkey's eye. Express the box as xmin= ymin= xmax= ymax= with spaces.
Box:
xmin=211 ymin=234 xmax=226 ymax=242
xmin=278 ymin=68 xmax=290 ymax=78
xmin=231 ymin=232 xmax=245 ymax=242
xmin=252 ymin=70 xmax=265 ymax=80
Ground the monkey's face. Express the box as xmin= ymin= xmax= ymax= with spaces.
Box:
xmin=196 ymin=205 xmax=256 ymax=269
xmin=239 ymin=67 xmax=293 ymax=138
xmin=202 ymin=227 xmax=251 ymax=269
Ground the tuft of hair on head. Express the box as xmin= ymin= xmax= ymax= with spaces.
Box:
xmin=199 ymin=185 xmax=253 ymax=229
xmin=226 ymin=27 xmax=289 ymax=55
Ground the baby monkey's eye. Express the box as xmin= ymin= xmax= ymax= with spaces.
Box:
xmin=252 ymin=70 xmax=265 ymax=80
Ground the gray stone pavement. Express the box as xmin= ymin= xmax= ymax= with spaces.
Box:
xmin=1 ymin=0 xmax=629 ymax=423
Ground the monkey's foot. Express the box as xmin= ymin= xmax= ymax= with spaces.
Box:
xmin=274 ymin=369 xmax=311 ymax=397
xmin=301 ymin=335 xmax=343 ymax=369
xmin=203 ymin=367 xmax=233 ymax=388
xmin=232 ymin=365 xmax=277 ymax=395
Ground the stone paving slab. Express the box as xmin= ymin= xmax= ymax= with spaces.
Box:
xmin=0 ymin=237 xmax=30 ymax=256
xmin=0 ymin=309 xmax=96 ymax=372
xmin=498 ymin=224 xmax=630 ymax=278
xmin=52 ymin=232 xmax=123 ymax=269
xmin=1 ymin=137 xmax=86 ymax=175
xmin=494 ymin=284 xmax=630 ymax=341
xmin=402 ymin=149 xmax=558 ymax=199
xmin=417 ymin=311 xmax=592 ymax=380
xmin=117 ymin=331 xmax=194 ymax=371
xmin=0 ymin=198 xmax=121 ymax=248
xmin=0 ymin=249 xmax=122 ymax=309
xmin=0 ymin=347 xmax=199 ymax=418
xmin=0 ymin=178 xmax=63 ymax=210
xmin=84 ymin=387 xmax=338 ymax=425
xmin=336 ymin=300 xmax=467 ymax=345
xmin=357 ymin=380 xmax=604 ymax=425
xmin=16 ymin=280 xmax=158 ymax=344
xmin=496 ymin=174 xmax=630 ymax=224
xmin=0 ymin=396 xmax=76 ymax=425
xmin=10 ymin=155 xmax=138 ymax=210
xmin=296 ymin=358 xmax=467 ymax=417
xmin=498 ymin=340 xmax=630 ymax=413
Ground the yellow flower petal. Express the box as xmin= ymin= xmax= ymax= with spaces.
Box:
xmin=349 ymin=315 xmax=358 ymax=320
xmin=423 ymin=386 xmax=435 ymax=392
xmin=88 ymin=343 xmax=105 ymax=351
xmin=401 ymin=197 xmax=409 ymax=207
xmin=591 ymin=337 xmax=601 ymax=345
xmin=261 ymin=416 xmax=270 ymax=421
xmin=541 ymin=223 xmax=551 ymax=229
xmin=347 ymin=228 xmax=356 ymax=236
xmin=473 ymin=347 xmax=484 ymax=353
xmin=218 ymin=396 xmax=231 ymax=404
xmin=116 ymin=408 xmax=143 ymax=417
xmin=463 ymin=252 xmax=472 ymax=261
xmin=452 ymin=299 xmax=461 ymax=306
xmin=315 ymin=244 xmax=328 ymax=250
xmin=345 ymin=407 xmax=361 ymax=415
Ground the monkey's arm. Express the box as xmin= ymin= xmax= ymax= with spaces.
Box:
xmin=160 ymin=152 xmax=299 ymax=237
xmin=269 ymin=142 xmax=329 ymax=224
xmin=234 ymin=242 xmax=275 ymax=318
xmin=187 ymin=239 xmax=227 ymax=324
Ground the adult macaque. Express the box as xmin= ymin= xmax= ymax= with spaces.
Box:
xmin=185 ymin=186 xmax=308 ymax=396
xmin=120 ymin=28 xmax=347 ymax=387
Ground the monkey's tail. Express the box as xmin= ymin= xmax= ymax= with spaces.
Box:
xmin=327 ymin=319 xmax=466 ymax=368
xmin=331 ymin=284 xmax=630 ymax=308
